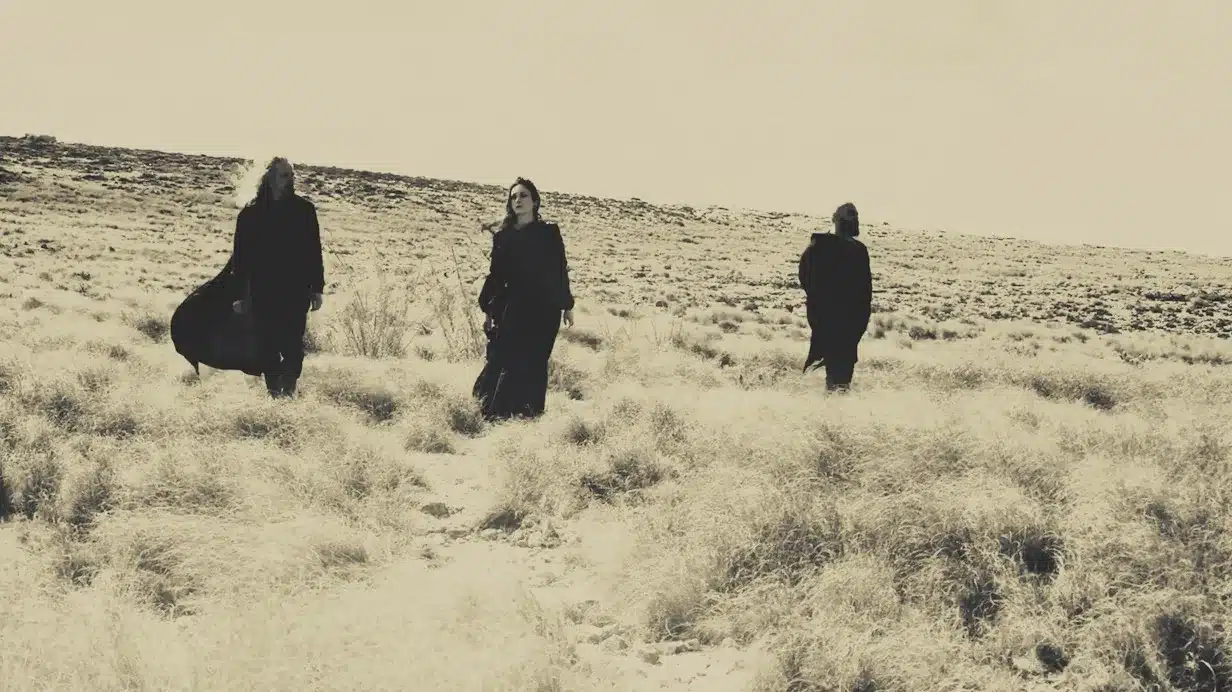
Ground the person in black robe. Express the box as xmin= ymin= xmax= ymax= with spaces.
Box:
xmin=228 ymin=157 xmax=325 ymax=398
xmin=798 ymin=202 xmax=873 ymax=392
xmin=473 ymin=177 xmax=575 ymax=421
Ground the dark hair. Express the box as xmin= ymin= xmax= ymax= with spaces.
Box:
xmin=499 ymin=177 xmax=541 ymax=233
xmin=250 ymin=156 xmax=294 ymax=207
xmin=833 ymin=202 xmax=859 ymax=237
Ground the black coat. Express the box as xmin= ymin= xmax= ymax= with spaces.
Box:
xmin=170 ymin=254 xmax=263 ymax=376
xmin=798 ymin=232 xmax=872 ymax=372
xmin=231 ymin=193 xmax=325 ymax=310
xmin=171 ymin=194 xmax=325 ymax=376
xmin=478 ymin=220 xmax=574 ymax=320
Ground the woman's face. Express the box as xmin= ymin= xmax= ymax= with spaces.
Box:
xmin=509 ymin=184 xmax=535 ymax=218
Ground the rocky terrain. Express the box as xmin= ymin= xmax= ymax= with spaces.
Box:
xmin=3 ymin=133 xmax=1229 ymax=339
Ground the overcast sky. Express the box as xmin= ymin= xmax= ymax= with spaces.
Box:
xmin=3 ymin=0 xmax=1229 ymax=257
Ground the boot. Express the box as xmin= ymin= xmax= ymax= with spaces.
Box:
xmin=264 ymin=371 xmax=285 ymax=398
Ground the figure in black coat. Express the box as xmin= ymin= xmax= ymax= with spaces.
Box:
xmin=798 ymin=202 xmax=873 ymax=392
xmin=228 ymin=157 xmax=325 ymax=398
xmin=473 ymin=177 xmax=575 ymax=421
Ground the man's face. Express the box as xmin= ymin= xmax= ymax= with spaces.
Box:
xmin=269 ymin=161 xmax=294 ymax=199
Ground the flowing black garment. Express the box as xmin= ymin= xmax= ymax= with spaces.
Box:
xmin=797 ymin=232 xmax=873 ymax=374
xmin=473 ymin=220 xmax=574 ymax=420
xmin=171 ymin=193 xmax=325 ymax=378
xmin=170 ymin=255 xmax=264 ymax=376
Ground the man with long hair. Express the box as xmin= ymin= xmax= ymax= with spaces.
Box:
xmin=229 ymin=157 xmax=325 ymax=398
xmin=799 ymin=202 xmax=873 ymax=392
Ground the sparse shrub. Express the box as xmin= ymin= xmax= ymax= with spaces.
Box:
xmin=133 ymin=453 xmax=238 ymax=515
xmin=1023 ymin=371 xmax=1119 ymax=410
xmin=12 ymin=447 xmax=63 ymax=521
xmin=330 ymin=281 xmax=414 ymax=359
xmin=561 ymin=327 xmax=603 ymax=351
xmin=1151 ymin=608 xmax=1232 ymax=689
xmin=334 ymin=443 xmax=427 ymax=501
xmin=232 ymin=406 xmax=296 ymax=441
xmin=579 ymin=443 xmax=668 ymax=503
xmin=123 ymin=310 xmax=168 ymax=342
xmin=956 ymin=571 xmax=1004 ymax=638
xmin=670 ymin=330 xmax=723 ymax=360
xmin=315 ymin=373 xmax=401 ymax=424
xmin=561 ymin=415 xmax=605 ymax=446
xmin=443 ymin=393 xmax=486 ymax=437
xmin=731 ymin=348 xmax=799 ymax=389
xmin=303 ymin=322 xmax=328 ymax=354
xmin=721 ymin=503 xmax=844 ymax=592
xmin=57 ymin=458 xmax=117 ymax=530
xmin=404 ymin=415 xmax=457 ymax=454
xmin=314 ymin=539 xmax=369 ymax=568
xmin=113 ymin=528 xmax=200 ymax=617
xmin=547 ymin=357 xmax=589 ymax=400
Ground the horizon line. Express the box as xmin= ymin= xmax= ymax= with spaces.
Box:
xmin=2 ymin=131 xmax=1215 ymax=261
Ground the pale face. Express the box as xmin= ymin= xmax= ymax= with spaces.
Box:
xmin=509 ymin=184 xmax=535 ymax=218
xmin=267 ymin=160 xmax=295 ymax=199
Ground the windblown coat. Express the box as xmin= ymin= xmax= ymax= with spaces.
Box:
xmin=798 ymin=232 xmax=873 ymax=373
xmin=170 ymin=194 xmax=324 ymax=377
xmin=170 ymin=254 xmax=263 ymax=376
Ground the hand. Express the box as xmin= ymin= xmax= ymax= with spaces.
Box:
xmin=309 ymin=293 xmax=324 ymax=311
xmin=562 ymin=309 xmax=574 ymax=328
xmin=232 ymin=300 xmax=245 ymax=314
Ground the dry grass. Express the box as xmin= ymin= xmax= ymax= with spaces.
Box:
xmin=2 ymin=134 xmax=1232 ymax=690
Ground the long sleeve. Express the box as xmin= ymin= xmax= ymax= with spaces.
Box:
xmin=855 ymin=244 xmax=873 ymax=331
xmin=798 ymin=249 xmax=810 ymax=294
xmin=230 ymin=210 xmax=248 ymax=283
xmin=553 ymin=225 xmax=575 ymax=312
xmin=228 ymin=209 xmax=254 ymax=304
xmin=478 ymin=232 xmax=506 ymax=314
xmin=305 ymin=203 xmax=325 ymax=294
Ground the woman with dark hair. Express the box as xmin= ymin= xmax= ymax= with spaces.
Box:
xmin=473 ymin=177 xmax=575 ymax=420
xmin=229 ymin=156 xmax=325 ymax=398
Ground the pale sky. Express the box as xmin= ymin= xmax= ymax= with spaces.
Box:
xmin=3 ymin=1 xmax=1229 ymax=257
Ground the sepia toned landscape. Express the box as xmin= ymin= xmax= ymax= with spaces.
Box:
xmin=2 ymin=132 xmax=1232 ymax=690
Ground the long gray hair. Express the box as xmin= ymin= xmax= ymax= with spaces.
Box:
xmin=249 ymin=156 xmax=294 ymax=207
xmin=230 ymin=156 xmax=294 ymax=209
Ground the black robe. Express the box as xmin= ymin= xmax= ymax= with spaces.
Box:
xmin=798 ymin=232 xmax=872 ymax=373
xmin=170 ymin=194 xmax=324 ymax=378
xmin=170 ymin=254 xmax=263 ymax=376
xmin=472 ymin=220 xmax=574 ymax=420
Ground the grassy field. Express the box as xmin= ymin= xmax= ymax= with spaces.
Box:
xmin=2 ymin=133 xmax=1232 ymax=690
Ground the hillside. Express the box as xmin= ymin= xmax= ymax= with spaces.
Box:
xmin=2 ymin=133 xmax=1232 ymax=691
xmin=3 ymin=134 xmax=1229 ymax=339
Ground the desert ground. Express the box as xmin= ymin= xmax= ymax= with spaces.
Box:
xmin=2 ymin=132 xmax=1232 ymax=691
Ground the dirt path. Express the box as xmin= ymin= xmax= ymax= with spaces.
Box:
xmin=0 ymin=409 xmax=766 ymax=689
xmin=404 ymin=433 xmax=768 ymax=690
